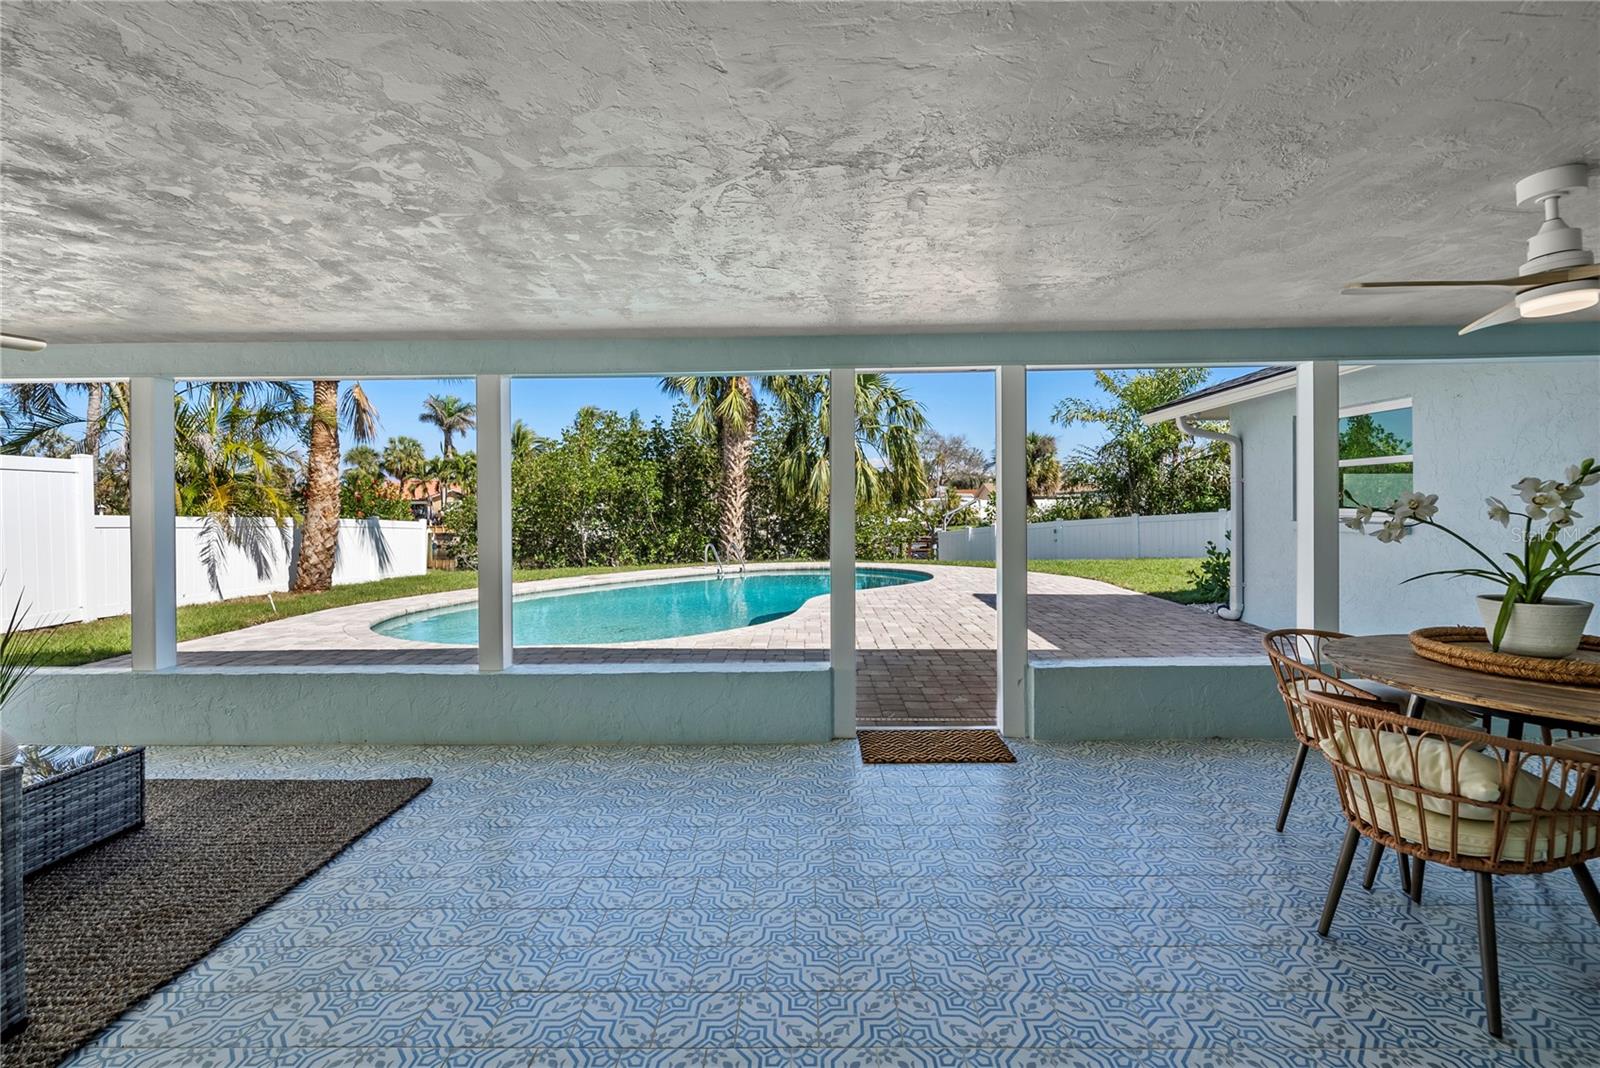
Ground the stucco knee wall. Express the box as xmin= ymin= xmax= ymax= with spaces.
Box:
xmin=13 ymin=665 xmax=834 ymax=746
xmin=1030 ymin=657 xmax=1287 ymax=741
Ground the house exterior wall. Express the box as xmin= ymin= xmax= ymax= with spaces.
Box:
xmin=1229 ymin=357 xmax=1600 ymax=634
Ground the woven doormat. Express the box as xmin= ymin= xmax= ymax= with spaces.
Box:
xmin=4 ymin=776 xmax=430 ymax=1068
xmin=858 ymin=728 xmax=1016 ymax=764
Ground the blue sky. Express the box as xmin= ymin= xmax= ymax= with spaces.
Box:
xmin=355 ymin=367 xmax=1258 ymax=462
xmin=45 ymin=367 xmax=1258 ymax=461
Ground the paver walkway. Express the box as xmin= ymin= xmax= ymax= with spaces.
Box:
xmin=98 ymin=564 xmax=1265 ymax=726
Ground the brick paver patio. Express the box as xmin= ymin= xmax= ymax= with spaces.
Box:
xmin=100 ymin=564 xmax=1264 ymax=726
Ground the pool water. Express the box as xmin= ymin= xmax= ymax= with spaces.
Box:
xmin=372 ymin=567 xmax=930 ymax=646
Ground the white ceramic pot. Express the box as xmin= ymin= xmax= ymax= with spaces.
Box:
xmin=1475 ymin=595 xmax=1594 ymax=658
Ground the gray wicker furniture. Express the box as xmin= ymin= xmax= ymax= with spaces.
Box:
xmin=2 ymin=764 xmax=25 ymax=1040
xmin=21 ymin=748 xmax=146 ymax=876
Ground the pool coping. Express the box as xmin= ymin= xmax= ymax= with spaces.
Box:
xmin=323 ymin=561 xmax=934 ymax=651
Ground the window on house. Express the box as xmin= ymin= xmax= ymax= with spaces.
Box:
xmin=1338 ymin=400 xmax=1413 ymax=510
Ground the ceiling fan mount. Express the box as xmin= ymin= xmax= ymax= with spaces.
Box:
xmin=1344 ymin=161 xmax=1599 ymax=334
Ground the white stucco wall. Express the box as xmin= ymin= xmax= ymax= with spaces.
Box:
xmin=1230 ymin=357 xmax=1600 ymax=634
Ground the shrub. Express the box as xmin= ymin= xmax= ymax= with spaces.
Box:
xmin=1191 ymin=537 xmax=1231 ymax=603
xmin=340 ymin=469 xmax=414 ymax=522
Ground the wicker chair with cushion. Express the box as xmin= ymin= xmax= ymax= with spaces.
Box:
xmin=1263 ymin=629 xmax=1481 ymax=828
xmin=1304 ymin=690 xmax=1600 ymax=1038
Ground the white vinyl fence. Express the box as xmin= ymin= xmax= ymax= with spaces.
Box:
xmin=938 ymin=510 xmax=1229 ymax=562
xmin=1 ymin=454 xmax=428 ymax=627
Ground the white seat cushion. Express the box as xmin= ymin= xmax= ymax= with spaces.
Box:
xmin=1319 ymin=727 xmax=1575 ymax=822
xmin=1558 ymin=735 xmax=1600 ymax=754
xmin=1349 ymin=792 xmax=1598 ymax=863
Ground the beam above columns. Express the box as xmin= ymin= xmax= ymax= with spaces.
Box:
xmin=8 ymin=323 xmax=1594 ymax=383
xmin=476 ymin=374 xmax=513 ymax=671
xmin=1295 ymin=361 xmax=1341 ymax=631
xmin=995 ymin=365 xmax=1028 ymax=737
xmin=829 ymin=367 xmax=856 ymax=738
xmin=129 ymin=376 xmax=176 ymax=671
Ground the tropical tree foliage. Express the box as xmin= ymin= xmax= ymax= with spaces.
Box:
xmin=1051 ymin=368 xmax=1229 ymax=516
xmin=1025 ymin=432 xmax=1064 ymax=504
xmin=172 ymin=382 xmax=303 ymax=597
xmin=420 ymin=394 xmax=476 ymax=458
xmin=343 ymin=445 xmax=381 ymax=476
xmin=381 ymin=436 xmax=427 ymax=487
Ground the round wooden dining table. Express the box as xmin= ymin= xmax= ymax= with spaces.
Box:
xmin=1323 ymin=633 xmax=1600 ymax=734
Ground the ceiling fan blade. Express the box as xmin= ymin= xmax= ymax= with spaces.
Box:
xmin=1458 ymin=302 xmax=1523 ymax=335
xmin=1344 ymin=264 xmax=1600 ymax=294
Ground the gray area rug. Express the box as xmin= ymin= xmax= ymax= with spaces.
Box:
xmin=3 ymin=776 xmax=431 ymax=1068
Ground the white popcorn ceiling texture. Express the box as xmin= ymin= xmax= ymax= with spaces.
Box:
xmin=1 ymin=1 xmax=1597 ymax=343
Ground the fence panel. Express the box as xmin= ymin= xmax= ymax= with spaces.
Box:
xmin=1 ymin=454 xmax=429 ymax=627
xmin=939 ymin=510 xmax=1227 ymax=562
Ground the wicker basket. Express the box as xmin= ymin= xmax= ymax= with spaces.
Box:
xmin=1410 ymin=627 xmax=1600 ymax=686
xmin=2 ymin=765 xmax=25 ymax=1039
xmin=21 ymin=748 xmax=146 ymax=877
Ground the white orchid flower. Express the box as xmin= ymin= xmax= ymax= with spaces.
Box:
xmin=1398 ymin=492 xmax=1439 ymax=521
xmin=1513 ymin=476 xmax=1544 ymax=504
xmin=1564 ymin=461 xmax=1599 ymax=487
xmin=1548 ymin=505 xmax=1581 ymax=528
xmin=1342 ymin=515 xmax=1366 ymax=531
xmin=1485 ymin=497 xmax=1510 ymax=526
xmin=1373 ymin=519 xmax=1408 ymax=543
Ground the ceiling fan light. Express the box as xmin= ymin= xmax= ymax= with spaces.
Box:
xmin=1518 ymin=283 xmax=1600 ymax=318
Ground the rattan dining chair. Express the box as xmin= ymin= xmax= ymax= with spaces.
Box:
xmin=1304 ymin=690 xmax=1600 ymax=1038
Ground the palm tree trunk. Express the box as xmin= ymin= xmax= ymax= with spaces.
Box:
xmin=82 ymin=382 xmax=104 ymax=464
xmin=292 ymin=379 xmax=341 ymax=592
xmin=716 ymin=377 xmax=756 ymax=562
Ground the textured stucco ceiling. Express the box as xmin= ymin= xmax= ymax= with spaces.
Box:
xmin=2 ymin=1 xmax=1598 ymax=344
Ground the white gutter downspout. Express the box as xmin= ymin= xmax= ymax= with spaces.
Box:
xmin=1176 ymin=416 xmax=1244 ymax=620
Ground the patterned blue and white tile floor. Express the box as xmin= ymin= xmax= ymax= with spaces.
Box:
xmin=64 ymin=740 xmax=1597 ymax=1067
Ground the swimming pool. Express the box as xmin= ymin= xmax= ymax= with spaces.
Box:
xmin=372 ymin=567 xmax=931 ymax=645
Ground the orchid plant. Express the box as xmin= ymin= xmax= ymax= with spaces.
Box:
xmin=1343 ymin=458 xmax=1600 ymax=650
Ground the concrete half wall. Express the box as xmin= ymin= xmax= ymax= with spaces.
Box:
xmin=1030 ymin=657 xmax=1288 ymax=741
xmin=15 ymin=664 xmax=833 ymax=746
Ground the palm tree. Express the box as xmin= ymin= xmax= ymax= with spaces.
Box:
xmin=291 ymin=380 xmax=378 ymax=592
xmin=343 ymin=445 xmax=381 ymax=477
xmin=511 ymin=419 xmax=539 ymax=460
xmin=660 ymin=376 xmax=759 ymax=561
xmin=1 ymin=381 xmax=126 ymax=465
xmin=1025 ymin=431 xmax=1064 ymax=505
xmin=764 ymin=373 xmax=927 ymax=510
xmin=175 ymin=382 xmax=302 ymax=598
xmin=381 ymin=435 xmax=426 ymax=490
xmin=419 ymin=394 xmax=476 ymax=458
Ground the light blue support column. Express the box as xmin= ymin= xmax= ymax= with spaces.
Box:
xmin=129 ymin=376 xmax=176 ymax=671
xmin=996 ymin=365 xmax=1028 ymax=736
xmin=1295 ymin=361 xmax=1341 ymax=630
xmin=830 ymin=367 xmax=857 ymax=737
xmin=477 ymin=374 xmax=513 ymax=670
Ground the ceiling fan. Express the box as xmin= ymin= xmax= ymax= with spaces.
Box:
xmin=1344 ymin=162 xmax=1599 ymax=335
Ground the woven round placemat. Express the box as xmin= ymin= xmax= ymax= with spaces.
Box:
xmin=1409 ymin=626 xmax=1600 ymax=686
xmin=857 ymin=728 xmax=1016 ymax=764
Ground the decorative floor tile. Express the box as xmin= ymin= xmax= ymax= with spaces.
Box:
xmin=58 ymin=741 xmax=1597 ymax=1067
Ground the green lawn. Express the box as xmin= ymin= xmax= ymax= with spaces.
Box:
xmin=928 ymin=558 xmax=1210 ymax=604
xmin=34 ymin=564 xmax=685 ymax=667
xmin=36 ymin=556 xmax=1208 ymax=667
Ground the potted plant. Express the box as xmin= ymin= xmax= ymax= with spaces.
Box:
xmin=1345 ymin=458 xmax=1600 ymax=657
